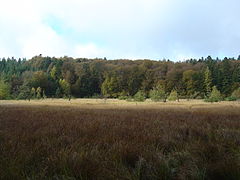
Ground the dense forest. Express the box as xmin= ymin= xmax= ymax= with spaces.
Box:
xmin=0 ymin=55 xmax=240 ymax=101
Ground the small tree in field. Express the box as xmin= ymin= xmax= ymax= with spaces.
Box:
xmin=36 ymin=87 xmax=42 ymax=99
xmin=168 ymin=89 xmax=178 ymax=101
xmin=134 ymin=91 xmax=146 ymax=102
xmin=31 ymin=88 xmax=36 ymax=99
xmin=149 ymin=86 xmax=166 ymax=102
xmin=206 ymin=86 xmax=222 ymax=102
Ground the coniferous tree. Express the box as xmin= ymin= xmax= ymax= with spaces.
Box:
xmin=0 ymin=80 xmax=10 ymax=100
xmin=182 ymin=70 xmax=198 ymax=99
xmin=204 ymin=67 xmax=212 ymax=97
xmin=221 ymin=59 xmax=232 ymax=96
xmin=206 ymin=86 xmax=222 ymax=102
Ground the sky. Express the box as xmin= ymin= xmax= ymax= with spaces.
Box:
xmin=0 ymin=0 xmax=240 ymax=61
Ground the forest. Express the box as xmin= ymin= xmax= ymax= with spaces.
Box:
xmin=0 ymin=55 xmax=240 ymax=101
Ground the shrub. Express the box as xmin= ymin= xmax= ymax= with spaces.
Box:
xmin=126 ymin=96 xmax=134 ymax=102
xmin=149 ymin=87 xmax=166 ymax=102
xmin=118 ymin=91 xmax=129 ymax=100
xmin=225 ymin=96 xmax=237 ymax=101
xmin=91 ymin=93 xmax=102 ymax=99
xmin=205 ymin=86 xmax=222 ymax=102
xmin=231 ymin=88 xmax=240 ymax=99
xmin=133 ymin=91 xmax=146 ymax=102
xmin=168 ymin=90 xmax=178 ymax=101
xmin=118 ymin=95 xmax=128 ymax=100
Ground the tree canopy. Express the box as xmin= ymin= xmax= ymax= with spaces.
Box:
xmin=0 ymin=55 xmax=239 ymax=100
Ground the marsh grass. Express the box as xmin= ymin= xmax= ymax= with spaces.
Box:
xmin=0 ymin=100 xmax=240 ymax=179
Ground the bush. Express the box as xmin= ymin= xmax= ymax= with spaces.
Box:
xmin=225 ymin=96 xmax=237 ymax=101
xmin=168 ymin=90 xmax=178 ymax=101
xmin=149 ymin=87 xmax=166 ymax=102
xmin=118 ymin=95 xmax=128 ymax=100
xmin=205 ymin=86 xmax=222 ymax=102
xmin=231 ymin=88 xmax=240 ymax=99
xmin=126 ymin=96 xmax=134 ymax=102
xmin=91 ymin=93 xmax=102 ymax=99
xmin=133 ymin=91 xmax=146 ymax=102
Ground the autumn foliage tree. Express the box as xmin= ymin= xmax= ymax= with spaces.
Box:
xmin=59 ymin=79 xmax=71 ymax=97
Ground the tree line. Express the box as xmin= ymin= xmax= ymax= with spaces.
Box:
xmin=0 ymin=55 xmax=240 ymax=101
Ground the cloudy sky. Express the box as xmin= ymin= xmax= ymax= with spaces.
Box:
xmin=0 ymin=0 xmax=239 ymax=60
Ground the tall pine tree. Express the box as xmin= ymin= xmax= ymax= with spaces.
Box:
xmin=221 ymin=59 xmax=232 ymax=96
xmin=204 ymin=67 xmax=212 ymax=97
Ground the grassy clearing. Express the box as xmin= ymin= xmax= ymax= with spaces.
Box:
xmin=0 ymin=100 xmax=240 ymax=179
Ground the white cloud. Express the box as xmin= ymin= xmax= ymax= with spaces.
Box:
xmin=0 ymin=0 xmax=239 ymax=60
xmin=74 ymin=43 xmax=107 ymax=58
xmin=21 ymin=25 xmax=68 ymax=58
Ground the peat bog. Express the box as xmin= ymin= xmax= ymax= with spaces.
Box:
xmin=0 ymin=103 xmax=240 ymax=180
